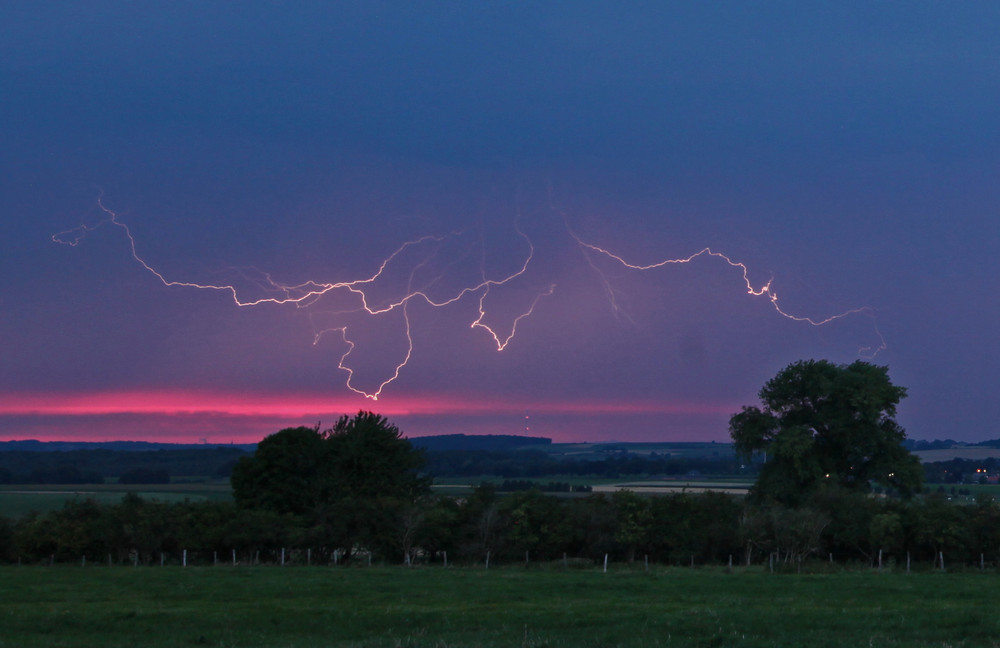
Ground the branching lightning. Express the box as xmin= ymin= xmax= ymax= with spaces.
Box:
xmin=55 ymin=193 xmax=886 ymax=401
xmin=566 ymin=224 xmax=886 ymax=358
xmin=54 ymin=194 xmax=552 ymax=399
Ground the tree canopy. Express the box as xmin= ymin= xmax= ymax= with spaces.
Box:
xmin=231 ymin=412 xmax=430 ymax=516
xmin=230 ymin=425 xmax=330 ymax=515
xmin=730 ymin=359 xmax=922 ymax=505
xmin=324 ymin=411 xmax=431 ymax=501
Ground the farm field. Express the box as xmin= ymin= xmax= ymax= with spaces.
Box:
xmin=542 ymin=441 xmax=736 ymax=460
xmin=590 ymin=479 xmax=752 ymax=495
xmin=431 ymin=476 xmax=753 ymax=497
xmin=0 ymin=482 xmax=232 ymax=518
xmin=1 ymin=565 xmax=997 ymax=647
xmin=430 ymin=475 xmax=625 ymax=496
xmin=914 ymin=448 xmax=1000 ymax=462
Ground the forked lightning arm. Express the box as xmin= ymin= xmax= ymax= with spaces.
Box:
xmin=55 ymin=194 xmax=884 ymax=399
xmin=54 ymin=195 xmax=551 ymax=399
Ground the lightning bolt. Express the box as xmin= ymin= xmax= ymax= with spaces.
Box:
xmin=56 ymin=192 xmax=886 ymax=401
xmin=564 ymin=221 xmax=886 ymax=359
xmin=466 ymin=220 xmax=556 ymax=351
xmin=54 ymin=193 xmax=553 ymax=399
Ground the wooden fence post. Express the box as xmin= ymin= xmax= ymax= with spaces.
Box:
xmin=183 ymin=550 xmax=187 ymax=567
xmin=603 ymin=554 xmax=608 ymax=573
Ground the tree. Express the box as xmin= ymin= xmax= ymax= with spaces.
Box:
xmin=499 ymin=489 xmax=569 ymax=562
xmin=230 ymin=425 xmax=330 ymax=515
xmin=730 ymin=359 xmax=922 ymax=505
xmin=230 ymin=412 xmax=431 ymax=561
xmin=324 ymin=411 xmax=431 ymax=501
xmin=611 ymin=490 xmax=650 ymax=563
xmin=231 ymin=413 xmax=430 ymax=517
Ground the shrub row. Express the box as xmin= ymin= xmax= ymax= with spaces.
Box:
xmin=3 ymin=487 xmax=1000 ymax=568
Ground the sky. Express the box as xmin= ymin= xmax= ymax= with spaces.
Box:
xmin=2 ymin=2 xmax=998 ymax=444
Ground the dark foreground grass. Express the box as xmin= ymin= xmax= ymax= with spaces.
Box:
xmin=1 ymin=565 xmax=996 ymax=647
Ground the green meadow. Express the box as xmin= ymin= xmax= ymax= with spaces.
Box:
xmin=0 ymin=483 xmax=232 ymax=519
xmin=1 ymin=565 xmax=996 ymax=647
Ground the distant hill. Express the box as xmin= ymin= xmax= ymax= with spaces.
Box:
xmin=409 ymin=434 xmax=551 ymax=452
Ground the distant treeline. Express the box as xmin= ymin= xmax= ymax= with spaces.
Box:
xmin=425 ymin=449 xmax=744 ymax=479
xmin=904 ymin=439 xmax=1000 ymax=450
xmin=1 ymin=440 xmax=997 ymax=485
xmin=0 ymin=448 xmax=246 ymax=484
xmin=0 ymin=447 xmax=739 ymax=485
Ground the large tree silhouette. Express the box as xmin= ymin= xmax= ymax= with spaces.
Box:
xmin=231 ymin=412 xmax=430 ymax=529
xmin=730 ymin=360 xmax=922 ymax=505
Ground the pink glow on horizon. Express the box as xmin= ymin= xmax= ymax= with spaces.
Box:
xmin=0 ymin=389 xmax=737 ymax=419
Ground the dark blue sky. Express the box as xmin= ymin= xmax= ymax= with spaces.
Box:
xmin=2 ymin=2 xmax=998 ymax=443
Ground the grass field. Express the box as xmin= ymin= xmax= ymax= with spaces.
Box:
xmin=430 ymin=476 xmax=627 ymax=497
xmin=430 ymin=477 xmax=753 ymax=498
xmin=1 ymin=565 xmax=997 ymax=647
xmin=591 ymin=479 xmax=752 ymax=496
xmin=0 ymin=482 xmax=232 ymax=518
xmin=542 ymin=442 xmax=736 ymax=460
